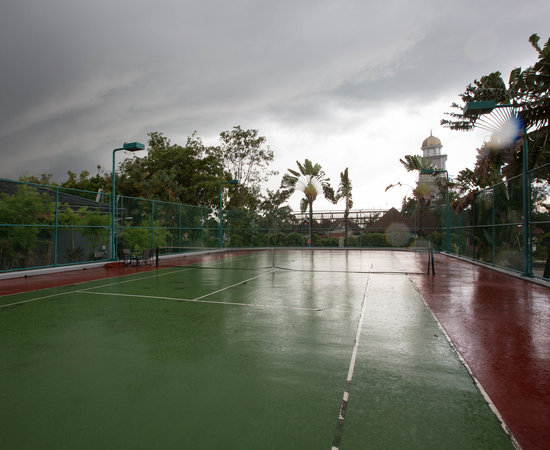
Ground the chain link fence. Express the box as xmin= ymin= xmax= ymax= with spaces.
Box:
xmin=1 ymin=169 xmax=549 ymax=281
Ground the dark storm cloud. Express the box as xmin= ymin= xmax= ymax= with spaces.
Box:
xmin=0 ymin=0 xmax=548 ymax=181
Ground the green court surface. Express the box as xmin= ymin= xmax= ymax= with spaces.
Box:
xmin=0 ymin=250 xmax=514 ymax=449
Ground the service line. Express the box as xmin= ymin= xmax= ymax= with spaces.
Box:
xmin=83 ymin=290 xmax=320 ymax=311
xmin=0 ymin=267 xmax=191 ymax=309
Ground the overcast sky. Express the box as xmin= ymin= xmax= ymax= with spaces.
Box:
xmin=1 ymin=0 xmax=548 ymax=210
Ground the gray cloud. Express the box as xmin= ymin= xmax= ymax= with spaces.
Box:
xmin=1 ymin=0 xmax=548 ymax=203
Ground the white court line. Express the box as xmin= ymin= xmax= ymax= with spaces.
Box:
xmin=332 ymin=266 xmax=372 ymax=450
xmin=0 ymin=267 xmax=192 ymax=309
xmin=0 ymin=290 xmax=75 ymax=309
xmin=1 ymin=251 xmax=266 ymax=308
xmin=83 ymin=290 xmax=320 ymax=311
xmin=346 ymin=278 xmax=370 ymax=381
xmin=0 ymin=267 xmax=300 ymax=313
xmin=192 ymin=269 xmax=279 ymax=301
xmin=81 ymin=268 xmax=315 ymax=311
xmin=410 ymin=276 xmax=520 ymax=448
xmin=195 ymin=252 xmax=266 ymax=268
xmin=83 ymin=267 xmax=192 ymax=290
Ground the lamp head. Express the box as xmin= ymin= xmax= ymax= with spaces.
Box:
xmin=123 ymin=142 xmax=145 ymax=151
xmin=463 ymin=100 xmax=496 ymax=117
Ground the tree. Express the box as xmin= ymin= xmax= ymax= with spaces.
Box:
xmin=208 ymin=126 xmax=277 ymax=210
xmin=118 ymin=131 xmax=224 ymax=207
xmin=0 ymin=185 xmax=54 ymax=269
xmin=19 ymin=173 xmax=56 ymax=186
xmin=280 ymin=159 xmax=335 ymax=245
xmin=442 ymin=33 xmax=550 ymax=273
xmin=336 ymin=168 xmax=353 ymax=246
xmin=442 ymin=33 xmax=550 ymax=174
xmin=61 ymin=167 xmax=108 ymax=193
xmin=386 ymin=155 xmax=440 ymax=239
xmin=257 ymin=189 xmax=294 ymax=245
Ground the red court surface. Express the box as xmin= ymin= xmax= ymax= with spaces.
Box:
xmin=410 ymin=255 xmax=550 ymax=450
xmin=0 ymin=251 xmax=234 ymax=296
xmin=0 ymin=264 xmax=157 ymax=296
xmin=1 ymin=252 xmax=549 ymax=449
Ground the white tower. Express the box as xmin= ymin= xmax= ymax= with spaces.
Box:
xmin=421 ymin=131 xmax=446 ymax=170
xmin=419 ymin=131 xmax=447 ymax=200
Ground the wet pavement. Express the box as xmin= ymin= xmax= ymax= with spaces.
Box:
xmin=409 ymin=254 xmax=550 ymax=450
xmin=1 ymin=251 xmax=547 ymax=448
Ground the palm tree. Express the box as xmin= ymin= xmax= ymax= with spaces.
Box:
xmin=336 ymin=168 xmax=353 ymax=246
xmin=281 ymin=159 xmax=335 ymax=246
xmin=386 ymin=155 xmax=437 ymax=240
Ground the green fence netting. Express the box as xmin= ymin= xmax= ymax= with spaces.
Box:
xmin=1 ymin=167 xmax=549 ymax=281
xmin=0 ymin=179 xmax=111 ymax=271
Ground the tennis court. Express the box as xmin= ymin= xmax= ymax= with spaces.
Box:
xmin=0 ymin=249 xmax=530 ymax=448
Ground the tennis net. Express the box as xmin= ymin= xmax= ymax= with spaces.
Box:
xmin=155 ymin=247 xmax=435 ymax=275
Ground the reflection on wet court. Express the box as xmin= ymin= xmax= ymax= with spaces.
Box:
xmin=0 ymin=250 xmax=515 ymax=449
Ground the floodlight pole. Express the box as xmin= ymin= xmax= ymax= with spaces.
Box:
xmin=421 ymin=169 xmax=450 ymax=253
xmin=521 ymin=127 xmax=530 ymax=276
xmin=464 ymin=102 xmax=531 ymax=276
xmin=219 ymin=180 xmax=239 ymax=248
xmin=111 ymin=142 xmax=145 ymax=260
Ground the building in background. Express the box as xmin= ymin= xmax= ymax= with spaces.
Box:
xmin=419 ymin=131 xmax=447 ymax=201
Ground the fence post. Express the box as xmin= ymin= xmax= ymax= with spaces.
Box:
xmin=274 ymin=212 xmax=277 ymax=247
xmin=54 ymin=187 xmax=59 ymax=266
xmin=491 ymin=187 xmax=497 ymax=264
xmin=178 ymin=204 xmax=182 ymax=248
xmin=151 ymin=199 xmax=155 ymax=250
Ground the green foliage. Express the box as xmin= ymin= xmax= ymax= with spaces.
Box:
xmin=61 ymin=167 xmax=108 ymax=193
xmin=440 ymin=34 xmax=550 ymax=276
xmin=336 ymin=168 xmax=353 ymax=246
xmin=284 ymin=232 xmax=303 ymax=247
xmin=0 ymin=185 xmax=55 ymax=269
xmin=55 ymin=204 xmax=109 ymax=258
xmin=120 ymin=219 xmax=171 ymax=252
xmin=386 ymin=231 xmax=413 ymax=248
xmin=19 ymin=173 xmax=56 ymax=186
xmin=66 ymin=246 xmax=86 ymax=262
xmin=118 ymin=131 xmax=224 ymax=207
xmin=441 ymin=71 xmax=509 ymax=132
xmin=360 ymin=233 xmax=388 ymax=247
xmin=80 ymin=208 xmax=109 ymax=250
xmin=442 ymin=33 xmax=550 ymax=177
xmin=426 ymin=231 xmax=442 ymax=250
xmin=281 ymin=159 xmax=336 ymax=202
xmin=281 ymin=159 xmax=336 ymax=244
xmin=316 ymin=237 xmax=335 ymax=247
xmin=336 ymin=168 xmax=353 ymax=208
xmin=210 ymin=126 xmax=277 ymax=210
xmin=114 ymin=128 xmax=277 ymax=211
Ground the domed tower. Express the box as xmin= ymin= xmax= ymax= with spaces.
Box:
xmin=419 ymin=131 xmax=447 ymax=201
xmin=421 ymin=131 xmax=446 ymax=170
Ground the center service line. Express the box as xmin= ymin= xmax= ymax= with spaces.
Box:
xmin=331 ymin=266 xmax=372 ymax=450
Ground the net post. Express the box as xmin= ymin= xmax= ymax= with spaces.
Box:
xmin=155 ymin=247 xmax=159 ymax=268
xmin=428 ymin=246 xmax=435 ymax=275
xmin=426 ymin=244 xmax=435 ymax=275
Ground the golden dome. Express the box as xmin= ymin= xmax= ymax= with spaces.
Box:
xmin=422 ymin=131 xmax=442 ymax=148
